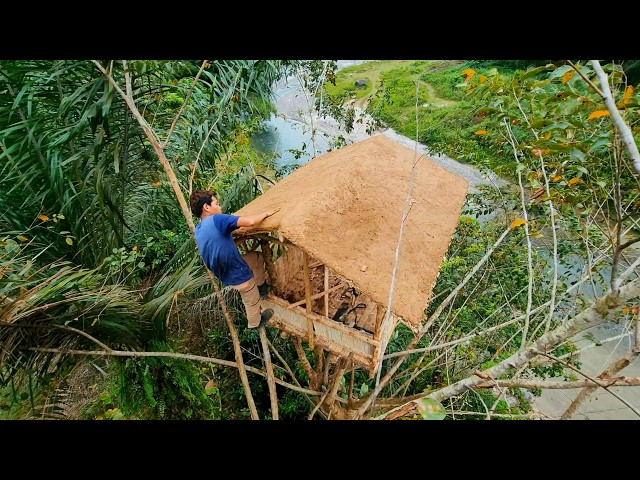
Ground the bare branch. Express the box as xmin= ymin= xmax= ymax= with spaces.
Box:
xmin=259 ymin=327 xmax=279 ymax=419
xmin=476 ymin=376 xmax=640 ymax=389
xmin=567 ymin=60 xmax=604 ymax=97
xmin=589 ymin=60 xmax=640 ymax=177
xmin=503 ymin=113 xmax=534 ymax=346
xmin=560 ymin=343 xmax=640 ymax=419
xmin=91 ymin=60 xmax=260 ymax=420
xmin=30 ymin=346 xmax=321 ymax=397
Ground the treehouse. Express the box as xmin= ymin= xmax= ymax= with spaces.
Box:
xmin=234 ymin=134 xmax=469 ymax=375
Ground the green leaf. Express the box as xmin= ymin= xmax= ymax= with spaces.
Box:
xmin=557 ymin=97 xmax=580 ymax=116
xmin=359 ymin=383 xmax=369 ymax=396
xmin=588 ymin=137 xmax=611 ymax=153
xmin=110 ymin=410 xmax=124 ymax=420
xmin=540 ymin=121 xmax=574 ymax=133
xmin=416 ymin=397 xmax=446 ymax=420
xmin=548 ymin=65 xmax=574 ymax=80
xmin=569 ymin=148 xmax=586 ymax=163
xmin=544 ymin=141 xmax=573 ymax=153
xmin=520 ymin=64 xmax=555 ymax=81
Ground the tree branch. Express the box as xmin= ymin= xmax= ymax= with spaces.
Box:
xmin=355 ymin=225 xmax=513 ymax=418
xmin=534 ymin=349 xmax=640 ymax=418
xmin=91 ymin=60 xmax=260 ymax=420
xmin=589 ymin=60 xmax=640 ymax=177
xmin=29 ymin=346 xmax=321 ymax=397
xmin=259 ymin=327 xmax=279 ymax=419
xmin=162 ymin=60 xmax=209 ymax=150
xmin=559 ymin=344 xmax=640 ymax=419
xmin=375 ymin=276 xmax=640 ymax=419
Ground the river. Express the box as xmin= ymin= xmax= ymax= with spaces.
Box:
xmin=252 ymin=60 xmax=504 ymax=192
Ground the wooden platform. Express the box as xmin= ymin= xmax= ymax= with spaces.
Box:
xmin=263 ymin=295 xmax=399 ymax=373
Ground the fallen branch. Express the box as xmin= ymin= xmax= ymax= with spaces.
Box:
xmin=30 ymin=346 xmax=320 ymax=397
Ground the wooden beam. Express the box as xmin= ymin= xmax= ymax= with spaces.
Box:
xmin=324 ymin=265 xmax=329 ymax=318
xmin=276 ymin=321 xmax=373 ymax=370
xmin=303 ymin=251 xmax=315 ymax=349
xmin=373 ymin=307 xmax=385 ymax=342
xmin=287 ymin=283 xmax=347 ymax=309
xmin=245 ymin=233 xmax=291 ymax=246
xmin=370 ymin=309 xmax=396 ymax=379
xmin=266 ymin=297 xmax=380 ymax=346
xmin=317 ymin=265 xmax=330 ymax=382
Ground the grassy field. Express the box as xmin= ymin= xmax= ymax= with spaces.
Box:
xmin=327 ymin=60 xmax=463 ymax=108
xmin=327 ymin=60 xmax=503 ymax=173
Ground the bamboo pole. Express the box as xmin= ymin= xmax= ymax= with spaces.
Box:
xmin=303 ymin=251 xmax=315 ymax=349
xmin=287 ymin=283 xmax=347 ymax=309
xmin=259 ymin=327 xmax=279 ymax=420
xmin=370 ymin=308 xmax=388 ymax=379
xmin=324 ymin=265 xmax=330 ymax=318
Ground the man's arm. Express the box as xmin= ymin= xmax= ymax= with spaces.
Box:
xmin=236 ymin=207 xmax=280 ymax=227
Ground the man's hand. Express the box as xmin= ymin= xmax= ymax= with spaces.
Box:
xmin=237 ymin=207 xmax=281 ymax=228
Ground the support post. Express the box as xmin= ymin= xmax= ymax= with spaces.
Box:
xmin=303 ymin=250 xmax=315 ymax=349
xmin=259 ymin=238 xmax=277 ymax=294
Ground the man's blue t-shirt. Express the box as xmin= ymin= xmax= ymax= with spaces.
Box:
xmin=195 ymin=214 xmax=253 ymax=286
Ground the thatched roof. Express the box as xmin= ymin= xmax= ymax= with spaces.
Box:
xmin=234 ymin=134 xmax=469 ymax=327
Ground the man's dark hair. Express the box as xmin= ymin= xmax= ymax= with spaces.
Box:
xmin=190 ymin=189 xmax=217 ymax=217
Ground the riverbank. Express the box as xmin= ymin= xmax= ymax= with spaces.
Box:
xmin=274 ymin=61 xmax=506 ymax=193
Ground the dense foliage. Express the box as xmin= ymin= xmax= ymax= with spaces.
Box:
xmin=2 ymin=59 xmax=638 ymax=420
xmin=0 ymin=60 xmax=291 ymax=418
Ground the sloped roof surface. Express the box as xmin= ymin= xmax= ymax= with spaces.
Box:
xmin=234 ymin=134 xmax=469 ymax=326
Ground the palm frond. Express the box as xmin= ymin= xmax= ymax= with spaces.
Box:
xmin=1 ymin=237 xmax=150 ymax=385
xmin=141 ymin=256 xmax=211 ymax=339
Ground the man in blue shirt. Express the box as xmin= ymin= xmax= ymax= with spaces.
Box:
xmin=190 ymin=189 xmax=279 ymax=329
